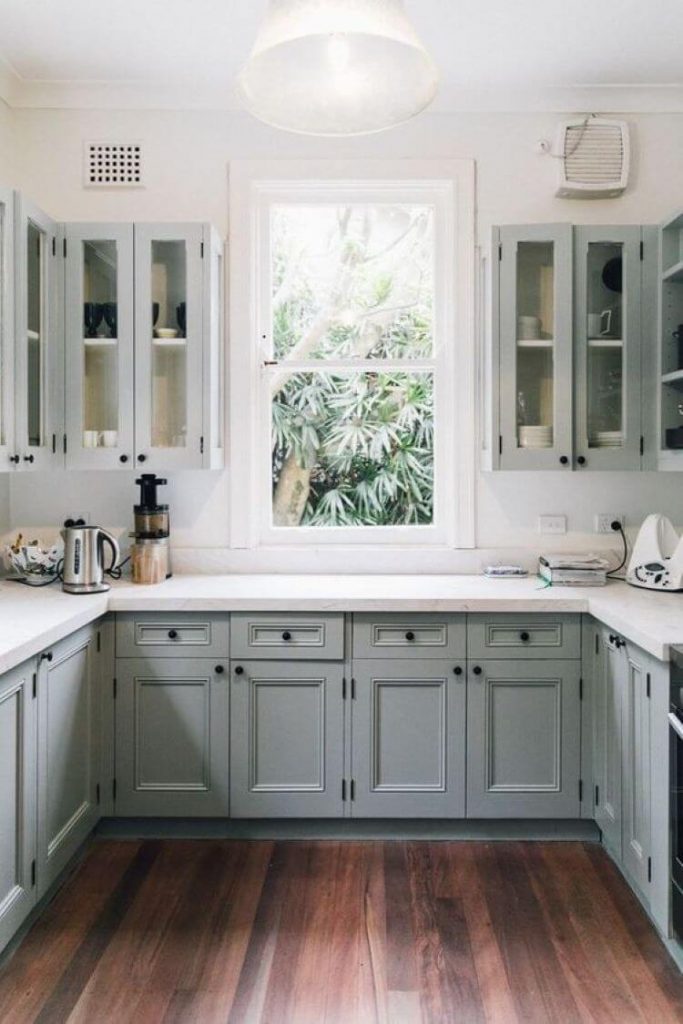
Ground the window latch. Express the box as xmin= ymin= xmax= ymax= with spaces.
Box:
xmin=263 ymin=360 xmax=279 ymax=367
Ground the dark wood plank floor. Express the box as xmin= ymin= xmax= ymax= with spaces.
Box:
xmin=0 ymin=840 xmax=682 ymax=1023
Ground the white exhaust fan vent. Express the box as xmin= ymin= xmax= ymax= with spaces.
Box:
xmin=84 ymin=141 xmax=144 ymax=188
xmin=555 ymin=118 xmax=629 ymax=199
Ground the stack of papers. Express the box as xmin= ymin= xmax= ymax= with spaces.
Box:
xmin=539 ymin=553 xmax=610 ymax=586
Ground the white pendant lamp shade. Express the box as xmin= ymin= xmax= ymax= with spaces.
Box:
xmin=238 ymin=0 xmax=439 ymax=136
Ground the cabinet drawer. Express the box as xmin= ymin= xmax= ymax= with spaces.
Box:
xmin=353 ymin=614 xmax=466 ymax=659
xmin=116 ymin=613 xmax=229 ymax=658
xmin=468 ymin=614 xmax=580 ymax=660
xmin=230 ymin=613 xmax=344 ymax=661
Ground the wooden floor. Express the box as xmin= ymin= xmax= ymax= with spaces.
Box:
xmin=0 ymin=840 xmax=682 ymax=1023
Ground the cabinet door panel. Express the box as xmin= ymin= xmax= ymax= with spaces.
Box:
xmin=65 ymin=224 xmax=135 ymax=469
xmin=352 ymin=659 xmax=466 ymax=818
xmin=593 ymin=633 xmax=623 ymax=857
xmin=623 ymin=645 xmax=652 ymax=895
xmin=37 ymin=625 xmax=100 ymax=894
xmin=230 ymin=662 xmax=344 ymax=818
xmin=0 ymin=662 xmax=36 ymax=954
xmin=0 ymin=186 xmax=14 ymax=465
xmin=498 ymin=224 xmax=573 ymax=470
xmin=467 ymin=660 xmax=581 ymax=818
xmin=115 ymin=659 xmax=229 ymax=817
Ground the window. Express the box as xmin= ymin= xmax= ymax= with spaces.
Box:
xmin=230 ymin=161 xmax=475 ymax=552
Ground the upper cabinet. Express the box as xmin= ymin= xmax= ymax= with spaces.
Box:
xmin=490 ymin=223 xmax=656 ymax=472
xmin=0 ymin=188 xmax=14 ymax=467
xmin=12 ymin=195 xmax=63 ymax=471
xmin=63 ymin=221 xmax=224 ymax=471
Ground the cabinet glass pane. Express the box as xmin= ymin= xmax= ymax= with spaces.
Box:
xmin=515 ymin=241 xmax=554 ymax=449
xmin=586 ymin=242 xmax=624 ymax=447
xmin=151 ymin=240 xmax=187 ymax=448
xmin=26 ymin=221 xmax=46 ymax=448
xmin=83 ymin=240 xmax=119 ymax=447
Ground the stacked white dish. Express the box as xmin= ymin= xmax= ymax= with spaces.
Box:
xmin=519 ymin=425 xmax=553 ymax=449
xmin=590 ymin=431 xmax=622 ymax=448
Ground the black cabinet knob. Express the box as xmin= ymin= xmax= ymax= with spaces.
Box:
xmin=138 ymin=454 xmax=147 ymax=463
xmin=405 ymin=631 xmax=416 ymax=641
xmin=520 ymin=631 xmax=530 ymax=642
xmin=453 ymin=666 xmax=463 ymax=676
xmin=40 ymin=651 xmax=53 ymax=663
xmin=168 ymin=629 xmax=178 ymax=640
xmin=559 ymin=455 xmax=569 ymax=465
xmin=9 ymin=454 xmax=19 ymax=464
xmin=282 ymin=631 xmax=292 ymax=641
xmin=577 ymin=456 xmax=587 ymax=466
xmin=234 ymin=666 xmax=244 ymax=675
xmin=119 ymin=454 xmax=129 ymax=464
xmin=215 ymin=665 xmax=225 ymax=674
xmin=23 ymin=454 xmax=35 ymax=463
xmin=473 ymin=666 xmax=483 ymax=676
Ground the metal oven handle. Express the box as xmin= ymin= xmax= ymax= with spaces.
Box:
xmin=669 ymin=712 xmax=683 ymax=742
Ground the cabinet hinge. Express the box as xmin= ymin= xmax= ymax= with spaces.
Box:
xmin=351 ymin=677 xmax=356 ymax=699
xmin=595 ymin=784 xmax=600 ymax=807
xmin=97 ymin=631 xmax=101 ymax=653
xmin=579 ymin=677 xmax=583 ymax=701
xmin=113 ymin=779 xmax=117 ymax=802
xmin=350 ymin=779 xmax=356 ymax=801
xmin=498 ymin=435 xmax=503 ymax=456
xmin=595 ymin=632 xmax=599 ymax=655
xmin=200 ymin=241 xmax=205 ymax=258
xmin=31 ymin=860 xmax=36 ymax=887
xmin=498 ymin=242 xmax=502 ymax=261
xmin=646 ymin=672 xmax=651 ymax=698
xmin=342 ymin=676 xmax=347 ymax=700
xmin=96 ymin=783 xmax=101 ymax=805
xmin=200 ymin=436 xmax=204 ymax=455
xmin=579 ymin=779 xmax=583 ymax=802
xmin=640 ymin=435 xmax=645 ymax=457
xmin=52 ymin=433 xmax=56 ymax=455
xmin=63 ymin=237 xmax=67 ymax=258
xmin=648 ymin=857 xmax=652 ymax=883
xmin=342 ymin=778 xmax=346 ymax=801
xmin=113 ymin=678 xmax=117 ymax=699
xmin=640 ymin=240 xmax=644 ymax=261
xmin=63 ymin=434 xmax=67 ymax=455
xmin=32 ymin=673 xmax=37 ymax=699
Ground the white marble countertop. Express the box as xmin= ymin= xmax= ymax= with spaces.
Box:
xmin=0 ymin=574 xmax=682 ymax=675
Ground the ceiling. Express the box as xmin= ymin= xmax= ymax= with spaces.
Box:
xmin=1 ymin=0 xmax=682 ymax=112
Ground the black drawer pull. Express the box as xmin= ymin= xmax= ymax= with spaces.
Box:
xmin=472 ymin=665 xmax=482 ymax=676
xmin=405 ymin=631 xmax=416 ymax=642
xmin=119 ymin=454 xmax=129 ymax=463
xmin=453 ymin=666 xmax=463 ymax=676
xmin=520 ymin=631 xmax=530 ymax=642
xmin=282 ymin=631 xmax=292 ymax=641
xmin=168 ymin=629 xmax=178 ymax=640
xmin=577 ymin=456 xmax=587 ymax=466
xmin=234 ymin=665 xmax=244 ymax=675
xmin=215 ymin=665 xmax=225 ymax=674
xmin=559 ymin=455 xmax=569 ymax=465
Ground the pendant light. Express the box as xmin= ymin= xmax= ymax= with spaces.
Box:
xmin=238 ymin=0 xmax=439 ymax=136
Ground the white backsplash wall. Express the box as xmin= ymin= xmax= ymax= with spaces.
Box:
xmin=3 ymin=107 xmax=683 ymax=569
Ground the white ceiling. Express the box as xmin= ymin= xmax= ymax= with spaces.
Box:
xmin=1 ymin=0 xmax=682 ymax=112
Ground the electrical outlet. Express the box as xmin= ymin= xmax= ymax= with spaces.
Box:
xmin=595 ymin=514 xmax=625 ymax=534
xmin=538 ymin=515 xmax=567 ymax=535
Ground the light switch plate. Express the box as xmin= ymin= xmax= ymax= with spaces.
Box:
xmin=538 ymin=515 xmax=567 ymax=535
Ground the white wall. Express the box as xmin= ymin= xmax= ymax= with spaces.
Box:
xmin=5 ymin=107 xmax=683 ymax=570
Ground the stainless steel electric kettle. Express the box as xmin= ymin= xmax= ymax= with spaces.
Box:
xmin=61 ymin=525 xmax=121 ymax=594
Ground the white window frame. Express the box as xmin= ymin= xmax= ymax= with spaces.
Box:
xmin=229 ymin=160 xmax=476 ymax=551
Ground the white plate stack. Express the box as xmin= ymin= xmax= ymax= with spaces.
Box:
xmin=590 ymin=431 xmax=622 ymax=448
xmin=519 ymin=425 xmax=553 ymax=449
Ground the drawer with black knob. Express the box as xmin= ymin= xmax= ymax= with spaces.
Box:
xmin=230 ymin=612 xmax=344 ymax=660
xmin=467 ymin=614 xmax=580 ymax=660
xmin=353 ymin=613 xmax=466 ymax=659
xmin=116 ymin=612 xmax=229 ymax=658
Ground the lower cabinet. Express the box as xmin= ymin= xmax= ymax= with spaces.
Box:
xmin=115 ymin=658 xmax=230 ymax=817
xmin=0 ymin=661 xmax=36 ymax=954
xmin=467 ymin=659 xmax=582 ymax=818
xmin=36 ymin=624 xmax=101 ymax=895
xmin=351 ymin=659 xmax=466 ymax=818
xmin=593 ymin=626 xmax=653 ymax=899
xmin=230 ymin=661 xmax=344 ymax=818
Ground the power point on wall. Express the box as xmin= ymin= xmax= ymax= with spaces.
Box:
xmin=594 ymin=514 xmax=625 ymax=534
xmin=538 ymin=515 xmax=567 ymax=535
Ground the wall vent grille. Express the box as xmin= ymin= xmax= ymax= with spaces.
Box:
xmin=84 ymin=141 xmax=144 ymax=188
xmin=555 ymin=119 xmax=629 ymax=199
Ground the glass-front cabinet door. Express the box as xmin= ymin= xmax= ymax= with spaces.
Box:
xmin=497 ymin=224 xmax=573 ymax=469
xmin=574 ymin=227 xmax=643 ymax=470
xmin=134 ymin=224 xmax=205 ymax=470
xmin=64 ymin=225 xmax=135 ymax=469
xmin=13 ymin=195 xmax=62 ymax=471
xmin=0 ymin=188 xmax=14 ymax=467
